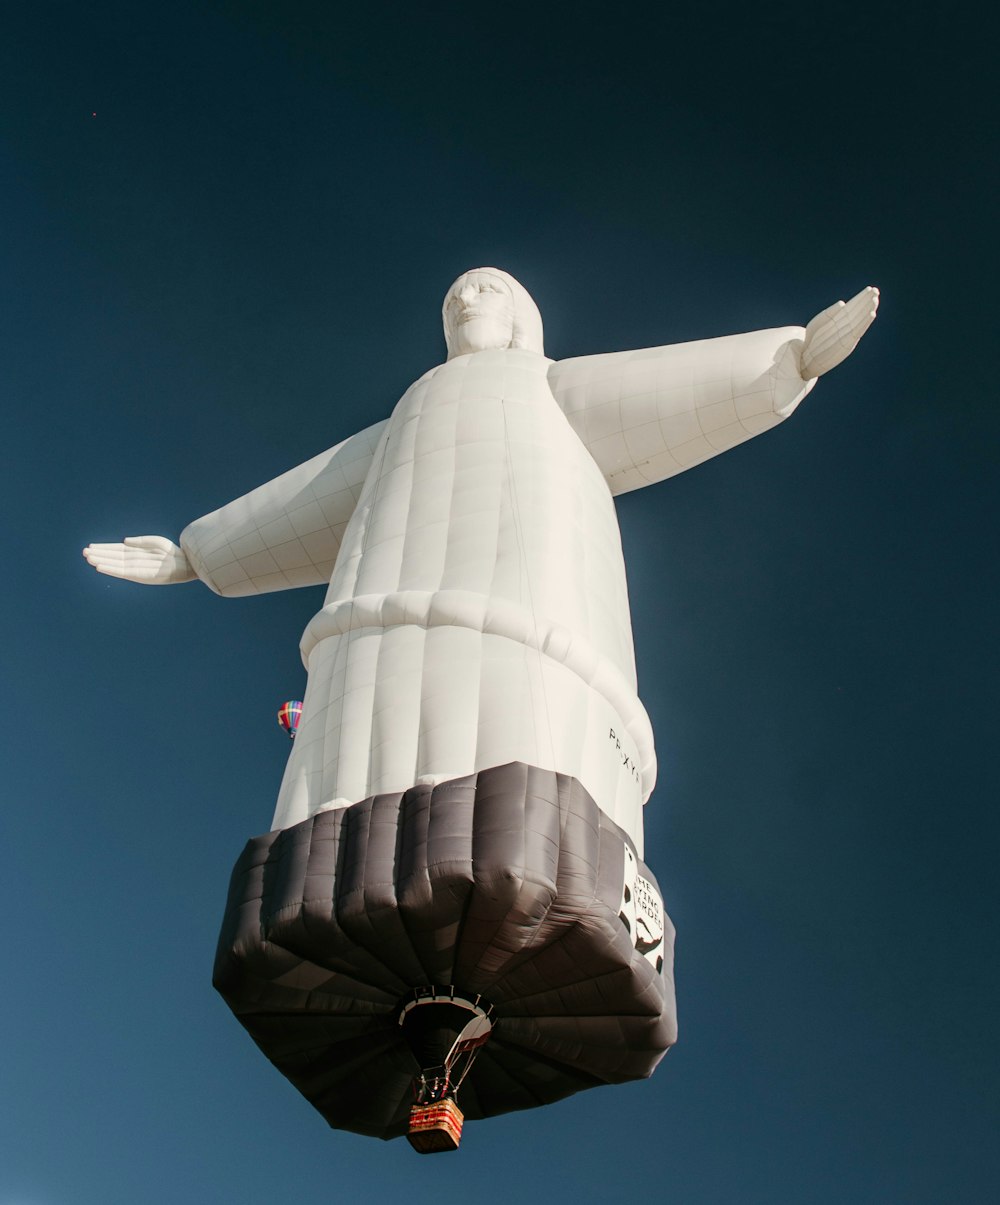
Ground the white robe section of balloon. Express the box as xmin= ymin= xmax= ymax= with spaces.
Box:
xmin=84 ymin=268 xmax=877 ymax=859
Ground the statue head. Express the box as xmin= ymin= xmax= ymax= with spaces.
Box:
xmin=442 ymin=268 xmax=544 ymax=360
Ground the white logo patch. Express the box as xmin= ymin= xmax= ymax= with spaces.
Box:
xmin=618 ymin=846 xmax=665 ymax=973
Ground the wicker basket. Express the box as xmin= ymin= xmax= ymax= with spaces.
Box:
xmin=406 ymin=1100 xmax=465 ymax=1154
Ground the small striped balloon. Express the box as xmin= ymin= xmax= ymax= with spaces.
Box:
xmin=277 ymin=700 xmax=303 ymax=739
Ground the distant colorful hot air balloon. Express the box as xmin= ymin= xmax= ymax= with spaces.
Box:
xmin=277 ymin=700 xmax=303 ymax=739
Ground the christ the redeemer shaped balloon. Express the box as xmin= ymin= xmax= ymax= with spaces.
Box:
xmin=84 ymin=269 xmax=878 ymax=1147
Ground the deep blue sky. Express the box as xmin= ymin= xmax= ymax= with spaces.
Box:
xmin=3 ymin=3 xmax=996 ymax=1202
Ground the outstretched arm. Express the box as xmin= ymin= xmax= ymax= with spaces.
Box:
xmin=83 ymin=418 xmax=387 ymax=596
xmin=549 ymin=287 xmax=879 ymax=495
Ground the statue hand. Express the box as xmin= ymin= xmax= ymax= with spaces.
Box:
xmin=82 ymin=535 xmax=196 ymax=585
xmin=799 ymin=286 xmax=879 ymax=379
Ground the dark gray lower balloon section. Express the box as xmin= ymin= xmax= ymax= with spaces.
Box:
xmin=213 ymin=762 xmax=677 ymax=1139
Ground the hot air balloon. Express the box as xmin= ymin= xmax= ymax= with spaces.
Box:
xmin=85 ymin=266 xmax=878 ymax=1152
xmin=277 ymin=699 xmax=303 ymax=740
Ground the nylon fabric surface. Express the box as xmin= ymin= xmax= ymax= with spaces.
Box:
xmin=548 ymin=327 xmax=814 ymax=495
xmin=178 ymin=278 xmax=813 ymax=855
xmin=272 ymin=348 xmax=652 ymax=844
xmin=213 ymin=762 xmax=676 ymax=1140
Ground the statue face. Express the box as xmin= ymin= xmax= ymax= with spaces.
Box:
xmin=444 ymin=271 xmax=516 ymax=355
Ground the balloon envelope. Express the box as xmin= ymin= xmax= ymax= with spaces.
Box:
xmin=277 ymin=700 xmax=303 ymax=739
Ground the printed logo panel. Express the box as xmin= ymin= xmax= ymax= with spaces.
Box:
xmin=618 ymin=845 xmax=665 ymax=973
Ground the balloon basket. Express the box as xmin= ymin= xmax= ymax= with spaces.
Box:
xmin=406 ymin=1099 xmax=464 ymax=1154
